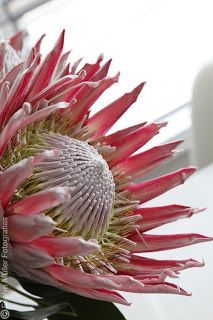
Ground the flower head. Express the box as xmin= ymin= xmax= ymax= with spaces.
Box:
xmin=0 ymin=30 xmax=212 ymax=305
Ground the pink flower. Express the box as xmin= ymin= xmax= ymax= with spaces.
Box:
xmin=0 ymin=30 xmax=212 ymax=305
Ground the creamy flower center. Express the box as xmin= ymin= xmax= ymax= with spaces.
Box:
xmin=32 ymin=133 xmax=115 ymax=239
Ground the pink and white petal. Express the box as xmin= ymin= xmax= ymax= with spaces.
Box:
xmin=117 ymin=255 xmax=204 ymax=276
xmin=11 ymin=244 xmax=54 ymax=268
xmin=26 ymin=30 xmax=65 ymax=98
xmin=33 ymin=34 xmax=46 ymax=55
xmin=9 ymin=31 xmax=24 ymax=52
xmin=115 ymin=140 xmax=182 ymax=179
xmin=46 ymin=263 xmax=146 ymax=293
xmin=21 ymin=102 xmax=69 ymax=128
xmin=1 ymin=54 xmax=41 ymax=125
xmin=22 ymin=46 xmax=37 ymax=69
xmin=31 ymin=236 xmax=100 ymax=257
xmin=9 ymin=260 xmax=60 ymax=289
xmin=72 ymin=73 xmax=120 ymax=122
xmin=70 ymin=57 xmax=83 ymax=74
xmin=0 ymin=102 xmax=31 ymax=157
xmin=29 ymin=74 xmax=80 ymax=104
xmin=62 ymin=285 xmax=130 ymax=305
xmin=8 ymin=214 xmax=55 ymax=243
xmin=45 ymin=264 xmax=143 ymax=292
xmin=128 ymin=233 xmax=213 ymax=253
xmin=87 ymin=83 xmax=145 ymax=138
xmin=9 ymin=259 xmax=36 ymax=279
xmin=77 ymin=56 xmax=103 ymax=81
xmin=102 ymin=122 xmax=147 ymax=146
xmin=33 ymin=73 xmax=90 ymax=105
xmin=133 ymin=272 xmax=172 ymax=283
xmin=126 ymin=167 xmax=196 ymax=203
xmin=132 ymin=153 xmax=175 ymax=180
xmin=29 ymin=76 xmax=74 ymax=105
xmin=88 ymin=288 xmax=130 ymax=305
xmin=58 ymin=63 xmax=70 ymax=78
xmin=133 ymin=205 xmax=203 ymax=232
xmin=135 ymin=282 xmax=191 ymax=295
xmin=52 ymin=78 xmax=99 ymax=104
xmin=0 ymin=150 xmax=59 ymax=207
xmin=110 ymin=122 xmax=167 ymax=166
xmin=130 ymin=255 xmax=204 ymax=271
xmin=45 ymin=264 xmax=121 ymax=290
xmin=10 ymin=262 xmax=130 ymax=305
xmin=132 ymin=204 xmax=188 ymax=220
xmin=7 ymin=186 xmax=73 ymax=215
xmin=0 ymin=42 xmax=6 ymax=73
xmin=0 ymin=62 xmax=24 ymax=92
xmin=0 ymin=101 xmax=68 ymax=157
xmin=91 ymin=59 xmax=112 ymax=81
xmin=0 ymin=81 xmax=10 ymax=110
xmin=118 ymin=153 xmax=174 ymax=181
xmin=101 ymin=274 xmax=144 ymax=292
xmin=52 ymin=50 xmax=71 ymax=80
xmin=0 ymin=157 xmax=34 ymax=207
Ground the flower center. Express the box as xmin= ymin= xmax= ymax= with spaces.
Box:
xmin=1 ymin=112 xmax=138 ymax=273
xmin=28 ymin=133 xmax=115 ymax=239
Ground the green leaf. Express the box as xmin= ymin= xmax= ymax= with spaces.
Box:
xmin=9 ymin=303 xmax=75 ymax=320
xmin=59 ymin=293 xmax=126 ymax=320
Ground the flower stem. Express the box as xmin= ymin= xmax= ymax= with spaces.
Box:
xmin=57 ymin=311 xmax=78 ymax=317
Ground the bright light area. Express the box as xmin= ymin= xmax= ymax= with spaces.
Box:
xmin=19 ymin=0 xmax=213 ymax=133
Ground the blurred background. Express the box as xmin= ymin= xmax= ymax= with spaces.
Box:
xmin=1 ymin=1 xmax=213 ymax=320
xmin=1 ymin=0 xmax=213 ymax=174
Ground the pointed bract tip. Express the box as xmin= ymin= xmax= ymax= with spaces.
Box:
xmin=187 ymin=258 xmax=205 ymax=268
xmin=97 ymin=53 xmax=104 ymax=63
xmin=9 ymin=31 xmax=24 ymax=51
xmin=78 ymin=69 xmax=87 ymax=79
xmin=114 ymin=72 xmax=120 ymax=82
xmin=171 ymin=285 xmax=192 ymax=296
xmin=35 ymin=33 xmax=46 ymax=49
xmin=172 ymin=149 xmax=184 ymax=155
xmin=175 ymin=139 xmax=184 ymax=145
xmin=181 ymin=166 xmax=197 ymax=180
xmin=188 ymin=165 xmax=197 ymax=171
xmin=22 ymin=102 xmax=32 ymax=115
xmin=191 ymin=234 xmax=213 ymax=242
xmin=192 ymin=207 xmax=206 ymax=214
xmin=54 ymin=30 xmax=65 ymax=49
xmin=134 ymin=81 xmax=146 ymax=94
xmin=156 ymin=121 xmax=168 ymax=129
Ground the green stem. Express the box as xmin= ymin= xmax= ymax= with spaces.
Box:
xmin=57 ymin=311 xmax=77 ymax=317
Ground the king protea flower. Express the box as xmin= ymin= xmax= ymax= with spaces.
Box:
xmin=0 ymin=30 xmax=212 ymax=306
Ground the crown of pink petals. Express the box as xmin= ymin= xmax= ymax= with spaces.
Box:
xmin=0 ymin=30 xmax=212 ymax=305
